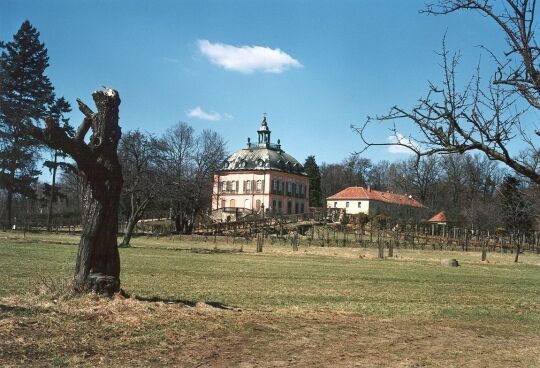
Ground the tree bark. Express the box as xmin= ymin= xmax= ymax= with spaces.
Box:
xmin=6 ymin=189 xmax=13 ymax=229
xmin=29 ymin=88 xmax=123 ymax=295
xmin=73 ymin=90 xmax=122 ymax=295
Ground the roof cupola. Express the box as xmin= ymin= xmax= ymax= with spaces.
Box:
xmin=257 ymin=114 xmax=271 ymax=147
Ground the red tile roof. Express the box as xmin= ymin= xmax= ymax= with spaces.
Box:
xmin=327 ymin=187 xmax=425 ymax=208
xmin=428 ymin=211 xmax=447 ymax=223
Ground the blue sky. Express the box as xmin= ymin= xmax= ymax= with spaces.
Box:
xmin=1 ymin=0 xmax=511 ymax=166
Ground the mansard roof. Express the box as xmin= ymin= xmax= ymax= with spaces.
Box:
xmin=217 ymin=115 xmax=306 ymax=175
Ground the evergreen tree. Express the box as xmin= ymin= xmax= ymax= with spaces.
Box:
xmin=0 ymin=20 xmax=55 ymax=226
xmin=304 ymin=155 xmax=322 ymax=207
xmin=500 ymin=176 xmax=534 ymax=234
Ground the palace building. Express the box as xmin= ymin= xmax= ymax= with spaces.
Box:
xmin=212 ymin=116 xmax=309 ymax=218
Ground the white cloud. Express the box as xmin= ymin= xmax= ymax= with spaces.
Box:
xmin=387 ymin=133 xmax=419 ymax=154
xmin=186 ymin=106 xmax=230 ymax=121
xmin=197 ymin=39 xmax=302 ymax=74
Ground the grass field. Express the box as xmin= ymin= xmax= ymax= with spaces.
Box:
xmin=1 ymin=232 xmax=540 ymax=367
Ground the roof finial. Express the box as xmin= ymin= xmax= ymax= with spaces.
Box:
xmin=262 ymin=112 xmax=267 ymax=126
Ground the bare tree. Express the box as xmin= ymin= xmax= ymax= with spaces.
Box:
xmin=440 ymin=154 xmax=466 ymax=210
xmin=190 ymin=129 xmax=227 ymax=224
xmin=320 ymin=163 xmax=348 ymax=200
xmin=356 ymin=0 xmax=540 ymax=184
xmin=366 ymin=160 xmax=390 ymax=191
xmin=342 ymin=154 xmax=372 ymax=187
xmin=161 ymin=122 xmax=195 ymax=234
xmin=118 ymin=130 xmax=164 ymax=247
xmin=161 ymin=123 xmax=226 ymax=234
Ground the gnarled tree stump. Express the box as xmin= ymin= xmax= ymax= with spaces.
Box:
xmin=31 ymin=88 xmax=123 ymax=295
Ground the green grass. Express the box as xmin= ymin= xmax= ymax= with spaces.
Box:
xmin=1 ymin=232 xmax=539 ymax=321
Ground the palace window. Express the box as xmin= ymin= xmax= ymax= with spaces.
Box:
xmin=346 ymin=202 xmax=349 ymax=208
xmin=358 ymin=202 xmax=362 ymax=208
xmin=256 ymin=180 xmax=263 ymax=192
xmin=221 ymin=181 xmax=227 ymax=192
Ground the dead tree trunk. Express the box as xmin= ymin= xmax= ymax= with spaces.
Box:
xmin=30 ymin=88 xmax=123 ymax=295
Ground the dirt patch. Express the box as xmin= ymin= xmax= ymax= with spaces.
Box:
xmin=0 ymin=295 xmax=538 ymax=367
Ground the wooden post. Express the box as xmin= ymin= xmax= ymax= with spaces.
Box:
xmin=293 ymin=232 xmax=299 ymax=252
xmin=481 ymin=240 xmax=487 ymax=261
xmin=378 ymin=237 xmax=384 ymax=259
xmin=256 ymin=233 xmax=263 ymax=253
xmin=388 ymin=239 xmax=394 ymax=258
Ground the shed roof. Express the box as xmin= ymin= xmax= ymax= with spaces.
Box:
xmin=428 ymin=211 xmax=447 ymax=223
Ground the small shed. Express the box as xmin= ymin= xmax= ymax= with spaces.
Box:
xmin=428 ymin=211 xmax=448 ymax=225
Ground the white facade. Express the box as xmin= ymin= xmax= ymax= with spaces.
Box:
xmin=327 ymin=199 xmax=370 ymax=215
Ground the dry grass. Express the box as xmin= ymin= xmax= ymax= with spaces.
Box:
xmin=1 ymin=293 xmax=539 ymax=367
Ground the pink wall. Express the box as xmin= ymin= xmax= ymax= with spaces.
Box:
xmin=212 ymin=170 xmax=309 ymax=214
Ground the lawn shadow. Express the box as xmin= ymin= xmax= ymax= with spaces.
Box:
xmin=129 ymin=246 xmax=243 ymax=254
xmin=0 ymin=303 xmax=50 ymax=316
xmin=130 ymin=294 xmax=239 ymax=310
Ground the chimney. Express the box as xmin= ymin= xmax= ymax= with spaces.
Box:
xmin=367 ymin=185 xmax=371 ymax=192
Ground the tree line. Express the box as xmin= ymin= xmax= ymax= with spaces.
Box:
xmin=305 ymin=153 xmax=537 ymax=234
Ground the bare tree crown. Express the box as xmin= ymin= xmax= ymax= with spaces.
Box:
xmin=357 ymin=0 xmax=540 ymax=184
